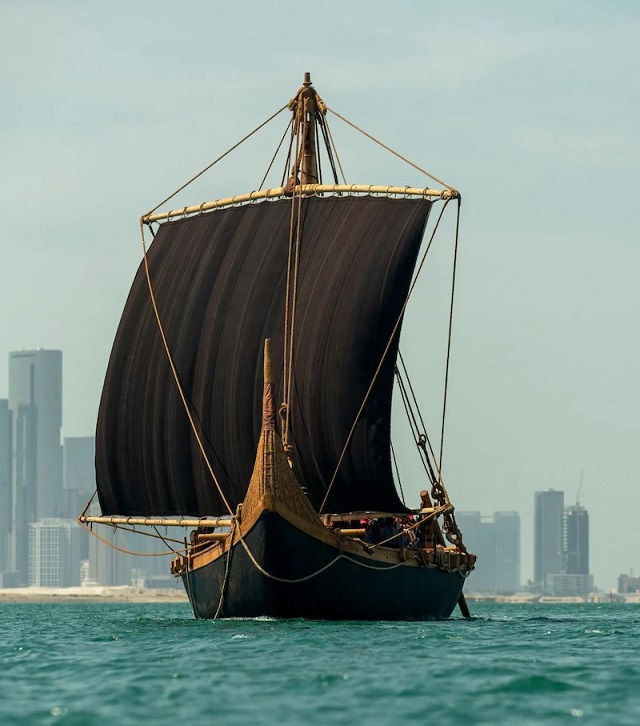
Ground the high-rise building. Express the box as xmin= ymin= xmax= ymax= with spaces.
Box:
xmin=0 ymin=400 xmax=12 ymax=576
xmin=494 ymin=511 xmax=520 ymax=593
xmin=9 ymin=349 xmax=63 ymax=518
xmin=456 ymin=511 xmax=492 ymax=592
xmin=8 ymin=350 xmax=63 ymax=584
xmin=62 ymin=436 xmax=95 ymax=517
xmin=618 ymin=574 xmax=640 ymax=594
xmin=533 ymin=490 xmax=593 ymax=595
xmin=565 ymin=505 xmax=589 ymax=575
xmin=28 ymin=519 xmax=82 ymax=587
xmin=534 ymin=489 xmax=564 ymax=591
xmin=456 ymin=510 xmax=521 ymax=594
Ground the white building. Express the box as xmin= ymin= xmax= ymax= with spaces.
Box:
xmin=28 ymin=519 xmax=82 ymax=587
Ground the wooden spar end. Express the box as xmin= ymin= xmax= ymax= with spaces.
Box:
xmin=264 ymin=338 xmax=272 ymax=385
xmin=262 ymin=338 xmax=275 ymax=431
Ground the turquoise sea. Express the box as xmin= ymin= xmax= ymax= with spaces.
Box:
xmin=1 ymin=601 xmax=639 ymax=725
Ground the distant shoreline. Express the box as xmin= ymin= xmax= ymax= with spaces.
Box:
xmin=2 ymin=587 xmax=638 ymax=605
xmin=0 ymin=586 xmax=189 ymax=604
xmin=464 ymin=593 xmax=640 ymax=605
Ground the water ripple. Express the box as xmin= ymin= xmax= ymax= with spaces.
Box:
xmin=1 ymin=601 xmax=640 ymax=725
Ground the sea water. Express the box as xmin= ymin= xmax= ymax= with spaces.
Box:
xmin=1 ymin=601 xmax=639 ymax=725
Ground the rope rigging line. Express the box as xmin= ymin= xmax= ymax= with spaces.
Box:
xmin=143 ymin=104 xmax=288 ymax=219
xmin=326 ymin=106 xmax=455 ymax=191
xmin=390 ymin=441 xmax=406 ymax=505
xmin=428 ymin=198 xmax=467 ymax=552
xmin=394 ymin=365 xmax=436 ymax=486
xmin=285 ymin=188 xmax=304 ymax=450
xmin=139 ymin=223 xmax=234 ymax=515
xmin=316 ymin=111 xmax=340 ymax=185
xmin=395 ymin=356 xmax=440 ymax=486
xmin=280 ymin=122 xmax=296 ymax=188
xmin=395 ymin=364 xmax=423 ymax=446
xmin=258 ymin=117 xmax=293 ymax=191
xmin=315 ymin=118 xmax=324 ymax=187
xmin=183 ymin=538 xmax=195 ymax=616
xmin=213 ymin=520 xmax=237 ymax=619
xmin=78 ymin=519 xmax=190 ymax=558
xmin=152 ymin=524 xmax=185 ymax=550
xmin=323 ymin=113 xmax=347 ymax=184
xmin=319 ymin=198 xmax=453 ymax=513
xmin=281 ymin=131 xmax=302 ymax=450
xmin=79 ymin=490 xmax=97 ymax=519
xmin=133 ymin=108 xmax=296 ymax=518
xmin=399 ymin=352 xmax=432 ymax=452
xmin=236 ymin=528 xmax=406 ymax=582
xmin=438 ymin=197 xmax=462 ymax=482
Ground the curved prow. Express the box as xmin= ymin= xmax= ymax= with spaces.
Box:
xmin=242 ymin=339 xmax=320 ymax=526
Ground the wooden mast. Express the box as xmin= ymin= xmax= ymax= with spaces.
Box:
xmin=299 ymin=72 xmax=319 ymax=185
xmin=285 ymin=71 xmax=323 ymax=189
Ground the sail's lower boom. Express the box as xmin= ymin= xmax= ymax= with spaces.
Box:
xmin=79 ymin=515 xmax=233 ymax=528
xmin=142 ymin=184 xmax=459 ymax=224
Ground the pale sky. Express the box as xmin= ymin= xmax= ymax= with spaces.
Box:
xmin=1 ymin=1 xmax=638 ymax=590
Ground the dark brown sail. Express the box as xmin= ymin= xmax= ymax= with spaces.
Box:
xmin=95 ymin=194 xmax=432 ymax=516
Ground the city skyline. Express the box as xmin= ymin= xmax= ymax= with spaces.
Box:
xmin=2 ymin=2 xmax=639 ymax=591
xmin=0 ymin=347 xmax=171 ymax=589
xmin=0 ymin=346 xmax=604 ymax=593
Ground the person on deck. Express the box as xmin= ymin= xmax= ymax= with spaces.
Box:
xmin=379 ymin=517 xmax=399 ymax=546
xmin=364 ymin=519 xmax=382 ymax=544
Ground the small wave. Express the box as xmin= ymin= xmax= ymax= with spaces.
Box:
xmin=493 ymin=674 xmax=578 ymax=694
xmin=214 ymin=615 xmax=279 ymax=621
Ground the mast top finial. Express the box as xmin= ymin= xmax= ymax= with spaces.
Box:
xmin=263 ymin=338 xmax=272 ymax=385
xmin=262 ymin=339 xmax=275 ymax=432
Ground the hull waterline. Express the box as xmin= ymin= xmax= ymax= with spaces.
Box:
xmin=181 ymin=510 xmax=466 ymax=620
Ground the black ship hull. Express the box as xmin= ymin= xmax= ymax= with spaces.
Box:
xmin=181 ymin=510 xmax=466 ymax=620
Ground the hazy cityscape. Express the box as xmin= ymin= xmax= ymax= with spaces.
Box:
xmin=0 ymin=348 xmax=177 ymax=593
xmin=0 ymin=347 xmax=636 ymax=599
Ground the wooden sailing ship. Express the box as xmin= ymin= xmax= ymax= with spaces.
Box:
xmin=80 ymin=73 xmax=476 ymax=619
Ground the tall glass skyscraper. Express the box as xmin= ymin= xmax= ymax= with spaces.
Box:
xmin=455 ymin=510 xmax=521 ymax=593
xmin=8 ymin=350 xmax=63 ymax=583
xmin=494 ymin=511 xmax=520 ymax=593
xmin=0 ymin=400 xmax=12 ymax=576
xmin=534 ymin=489 xmax=565 ymax=591
xmin=565 ymin=505 xmax=589 ymax=575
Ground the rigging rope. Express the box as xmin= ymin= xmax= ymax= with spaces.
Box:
xmin=78 ymin=519 xmax=189 ymax=558
xmin=139 ymin=223 xmax=234 ymax=515
xmin=390 ymin=441 xmax=406 ymax=505
xmin=438 ymin=198 xmax=462 ymax=480
xmin=326 ymin=106 xmax=455 ymax=191
xmin=319 ymin=199 xmax=453 ymax=513
xmin=281 ymin=129 xmax=302 ymax=450
xmin=258 ymin=117 xmax=293 ymax=191
xmin=398 ymin=351 xmax=440 ymax=470
xmin=394 ymin=365 xmax=436 ymax=486
xmin=144 ymin=104 xmax=288 ymax=219
xmin=236 ymin=527 xmax=406 ymax=582
xmin=323 ymin=113 xmax=347 ymax=184
xmin=284 ymin=188 xmax=304 ymax=451
xmin=133 ymin=105 xmax=297 ymax=517
xmin=213 ymin=520 xmax=236 ymax=619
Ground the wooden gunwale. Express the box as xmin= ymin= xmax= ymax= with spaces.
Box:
xmin=187 ymin=494 xmax=434 ymax=572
